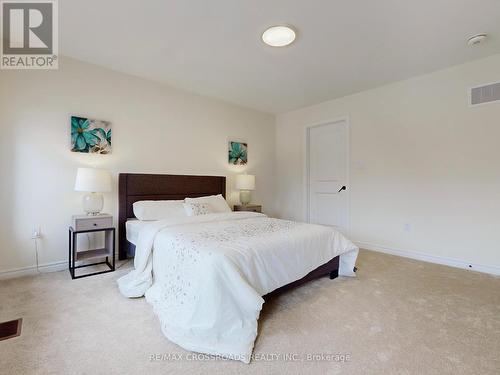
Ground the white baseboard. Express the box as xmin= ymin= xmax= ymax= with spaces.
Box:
xmin=0 ymin=260 xmax=67 ymax=280
xmin=2 ymin=245 xmax=498 ymax=279
xmin=0 ymin=250 xmax=122 ymax=280
xmin=355 ymin=241 xmax=500 ymax=276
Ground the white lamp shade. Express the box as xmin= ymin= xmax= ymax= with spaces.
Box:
xmin=235 ymin=174 xmax=255 ymax=191
xmin=75 ymin=168 xmax=111 ymax=192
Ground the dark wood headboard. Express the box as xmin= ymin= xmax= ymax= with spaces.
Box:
xmin=118 ymin=173 xmax=226 ymax=259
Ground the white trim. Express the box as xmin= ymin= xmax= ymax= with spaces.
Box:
xmin=0 ymin=260 xmax=67 ymax=280
xmin=356 ymin=241 xmax=500 ymax=276
xmin=303 ymin=116 xmax=351 ymax=235
xmin=0 ymin=249 xmax=121 ymax=280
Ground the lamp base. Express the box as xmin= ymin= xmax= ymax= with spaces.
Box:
xmin=239 ymin=190 xmax=251 ymax=206
xmin=83 ymin=192 xmax=104 ymax=215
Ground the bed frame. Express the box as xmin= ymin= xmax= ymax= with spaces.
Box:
xmin=118 ymin=173 xmax=339 ymax=296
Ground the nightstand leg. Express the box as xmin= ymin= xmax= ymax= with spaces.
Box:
xmin=68 ymin=229 xmax=71 ymax=272
xmin=71 ymin=232 xmax=76 ymax=279
xmin=112 ymin=228 xmax=116 ymax=270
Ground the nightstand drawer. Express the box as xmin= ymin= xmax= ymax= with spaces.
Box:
xmin=245 ymin=208 xmax=260 ymax=212
xmin=233 ymin=205 xmax=262 ymax=213
xmin=73 ymin=216 xmax=113 ymax=231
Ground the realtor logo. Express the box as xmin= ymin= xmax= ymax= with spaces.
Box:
xmin=1 ymin=0 xmax=58 ymax=69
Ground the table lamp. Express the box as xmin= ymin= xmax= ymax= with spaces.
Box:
xmin=75 ymin=168 xmax=111 ymax=215
xmin=235 ymin=174 xmax=255 ymax=206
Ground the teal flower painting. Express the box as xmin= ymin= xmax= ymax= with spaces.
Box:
xmin=71 ymin=116 xmax=112 ymax=154
xmin=228 ymin=141 xmax=247 ymax=165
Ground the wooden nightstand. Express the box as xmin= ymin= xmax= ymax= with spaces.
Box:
xmin=233 ymin=204 xmax=262 ymax=213
xmin=68 ymin=214 xmax=115 ymax=279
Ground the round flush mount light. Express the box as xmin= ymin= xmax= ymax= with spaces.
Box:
xmin=467 ymin=33 xmax=487 ymax=46
xmin=262 ymin=25 xmax=296 ymax=47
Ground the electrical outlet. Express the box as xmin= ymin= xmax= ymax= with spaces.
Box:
xmin=404 ymin=223 xmax=411 ymax=232
xmin=32 ymin=226 xmax=42 ymax=239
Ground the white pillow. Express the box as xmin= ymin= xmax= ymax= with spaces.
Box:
xmin=183 ymin=202 xmax=214 ymax=217
xmin=184 ymin=194 xmax=231 ymax=213
xmin=133 ymin=200 xmax=186 ymax=221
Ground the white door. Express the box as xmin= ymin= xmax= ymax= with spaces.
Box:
xmin=307 ymin=120 xmax=349 ymax=234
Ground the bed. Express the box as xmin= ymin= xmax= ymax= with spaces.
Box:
xmin=118 ymin=173 xmax=345 ymax=286
xmin=117 ymin=173 xmax=358 ymax=362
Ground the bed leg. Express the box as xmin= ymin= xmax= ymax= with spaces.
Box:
xmin=329 ymin=270 xmax=339 ymax=280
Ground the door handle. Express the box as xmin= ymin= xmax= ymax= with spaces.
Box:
xmin=338 ymin=186 xmax=346 ymax=193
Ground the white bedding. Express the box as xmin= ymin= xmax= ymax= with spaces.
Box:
xmin=118 ymin=212 xmax=358 ymax=363
xmin=125 ymin=219 xmax=149 ymax=245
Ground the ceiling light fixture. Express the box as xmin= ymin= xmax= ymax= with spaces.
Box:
xmin=467 ymin=33 xmax=487 ymax=46
xmin=262 ymin=25 xmax=296 ymax=47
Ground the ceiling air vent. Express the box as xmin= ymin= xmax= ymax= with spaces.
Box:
xmin=470 ymin=81 xmax=500 ymax=106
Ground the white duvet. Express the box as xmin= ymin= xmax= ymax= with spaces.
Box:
xmin=118 ymin=212 xmax=358 ymax=363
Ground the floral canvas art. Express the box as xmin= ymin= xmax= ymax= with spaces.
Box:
xmin=228 ymin=141 xmax=247 ymax=165
xmin=71 ymin=116 xmax=112 ymax=154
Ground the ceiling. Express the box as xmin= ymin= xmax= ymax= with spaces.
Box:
xmin=60 ymin=0 xmax=500 ymax=114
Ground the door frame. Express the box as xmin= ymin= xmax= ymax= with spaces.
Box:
xmin=303 ymin=115 xmax=351 ymax=235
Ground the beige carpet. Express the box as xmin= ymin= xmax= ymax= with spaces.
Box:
xmin=1 ymin=250 xmax=499 ymax=375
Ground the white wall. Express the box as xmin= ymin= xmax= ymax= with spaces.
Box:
xmin=0 ymin=57 xmax=276 ymax=275
xmin=276 ymin=54 xmax=500 ymax=273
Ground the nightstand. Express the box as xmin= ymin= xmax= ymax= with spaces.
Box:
xmin=68 ymin=214 xmax=115 ymax=279
xmin=233 ymin=204 xmax=262 ymax=213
